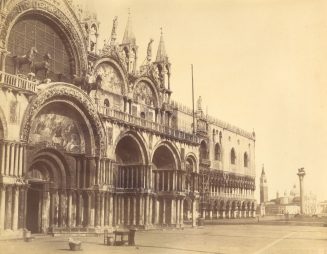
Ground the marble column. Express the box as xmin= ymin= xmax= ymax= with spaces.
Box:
xmin=121 ymin=196 xmax=125 ymax=225
xmin=10 ymin=144 xmax=15 ymax=176
xmin=0 ymin=185 xmax=5 ymax=232
xmin=19 ymin=145 xmax=24 ymax=177
xmin=109 ymin=194 xmax=113 ymax=227
xmin=180 ymin=199 xmax=184 ymax=226
xmin=5 ymin=186 xmax=12 ymax=229
xmin=12 ymin=186 xmax=19 ymax=230
xmin=0 ymin=143 xmax=6 ymax=175
xmin=297 ymin=168 xmax=306 ymax=215
xmin=162 ymin=199 xmax=166 ymax=225
xmin=139 ymin=196 xmax=144 ymax=226
xmin=67 ymin=190 xmax=72 ymax=227
xmin=95 ymin=192 xmax=100 ymax=227
xmin=117 ymin=195 xmax=121 ymax=225
xmin=101 ymin=193 xmax=105 ymax=227
xmin=176 ymin=199 xmax=181 ymax=226
xmin=149 ymin=196 xmax=153 ymax=226
xmin=133 ymin=196 xmax=136 ymax=225
xmin=154 ymin=198 xmax=159 ymax=225
xmin=192 ymin=200 xmax=197 ymax=227
xmin=5 ymin=143 xmax=10 ymax=176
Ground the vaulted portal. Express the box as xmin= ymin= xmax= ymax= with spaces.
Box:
xmin=152 ymin=143 xmax=183 ymax=227
xmin=114 ymin=133 xmax=150 ymax=228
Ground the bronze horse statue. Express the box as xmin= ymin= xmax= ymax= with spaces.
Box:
xmin=73 ymin=72 xmax=102 ymax=95
xmin=12 ymin=46 xmax=38 ymax=74
xmin=32 ymin=52 xmax=52 ymax=80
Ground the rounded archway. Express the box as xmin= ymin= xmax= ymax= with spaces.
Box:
xmin=113 ymin=132 xmax=149 ymax=227
xmin=21 ymin=83 xmax=106 ymax=156
xmin=25 ymin=148 xmax=71 ymax=233
xmin=152 ymin=142 xmax=181 ymax=226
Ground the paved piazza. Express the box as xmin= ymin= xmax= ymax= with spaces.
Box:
xmin=1 ymin=225 xmax=326 ymax=254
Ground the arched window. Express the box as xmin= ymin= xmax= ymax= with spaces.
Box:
xmin=244 ymin=152 xmax=248 ymax=167
xmin=200 ymin=140 xmax=208 ymax=160
xmin=214 ymin=143 xmax=221 ymax=161
xmin=231 ymin=148 xmax=236 ymax=165
xmin=104 ymin=98 xmax=110 ymax=107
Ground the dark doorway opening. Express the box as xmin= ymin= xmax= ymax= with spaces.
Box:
xmin=26 ymin=182 xmax=43 ymax=233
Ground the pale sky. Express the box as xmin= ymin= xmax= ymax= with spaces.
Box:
xmin=89 ymin=0 xmax=327 ymax=202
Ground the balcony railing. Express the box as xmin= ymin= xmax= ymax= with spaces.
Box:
xmin=98 ymin=105 xmax=198 ymax=144
xmin=0 ymin=71 xmax=37 ymax=93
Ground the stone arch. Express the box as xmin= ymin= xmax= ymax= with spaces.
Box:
xmin=27 ymin=148 xmax=71 ymax=189
xmin=185 ymin=153 xmax=198 ymax=173
xmin=152 ymin=141 xmax=181 ymax=170
xmin=20 ymin=83 xmax=106 ymax=156
xmin=113 ymin=130 xmax=149 ymax=165
xmin=133 ymin=77 xmax=161 ymax=108
xmin=92 ymin=57 xmax=129 ymax=95
xmin=0 ymin=106 xmax=8 ymax=139
xmin=2 ymin=1 xmax=88 ymax=76
xmin=214 ymin=143 xmax=221 ymax=161
xmin=200 ymin=140 xmax=209 ymax=160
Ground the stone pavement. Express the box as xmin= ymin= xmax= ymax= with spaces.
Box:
xmin=0 ymin=224 xmax=327 ymax=254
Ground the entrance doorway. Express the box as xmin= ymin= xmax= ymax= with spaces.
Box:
xmin=26 ymin=182 xmax=44 ymax=233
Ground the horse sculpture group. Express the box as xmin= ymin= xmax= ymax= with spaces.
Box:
xmin=73 ymin=71 xmax=102 ymax=95
xmin=12 ymin=46 xmax=101 ymax=94
xmin=12 ymin=46 xmax=52 ymax=80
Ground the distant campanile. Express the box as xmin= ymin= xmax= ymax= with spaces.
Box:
xmin=260 ymin=165 xmax=268 ymax=204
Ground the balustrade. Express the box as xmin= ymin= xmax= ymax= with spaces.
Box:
xmin=0 ymin=71 xmax=37 ymax=92
xmin=98 ymin=105 xmax=198 ymax=143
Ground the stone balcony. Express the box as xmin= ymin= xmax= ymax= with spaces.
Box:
xmin=97 ymin=105 xmax=199 ymax=145
xmin=0 ymin=71 xmax=37 ymax=93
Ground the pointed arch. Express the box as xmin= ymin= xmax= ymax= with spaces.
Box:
xmin=214 ymin=143 xmax=221 ymax=161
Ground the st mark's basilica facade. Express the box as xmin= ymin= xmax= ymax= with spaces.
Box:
xmin=0 ymin=0 xmax=256 ymax=238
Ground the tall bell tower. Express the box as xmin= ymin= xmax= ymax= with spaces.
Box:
xmin=260 ymin=164 xmax=268 ymax=204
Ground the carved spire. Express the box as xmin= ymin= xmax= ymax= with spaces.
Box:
xmin=122 ymin=9 xmax=136 ymax=45
xmin=156 ymin=28 xmax=168 ymax=62
xmin=261 ymin=164 xmax=265 ymax=175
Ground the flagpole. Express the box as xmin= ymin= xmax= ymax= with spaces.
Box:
xmin=191 ymin=64 xmax=195 ymax=134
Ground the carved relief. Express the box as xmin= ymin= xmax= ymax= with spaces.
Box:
xmin=9 ymin=100 xmax=19 ymax=124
